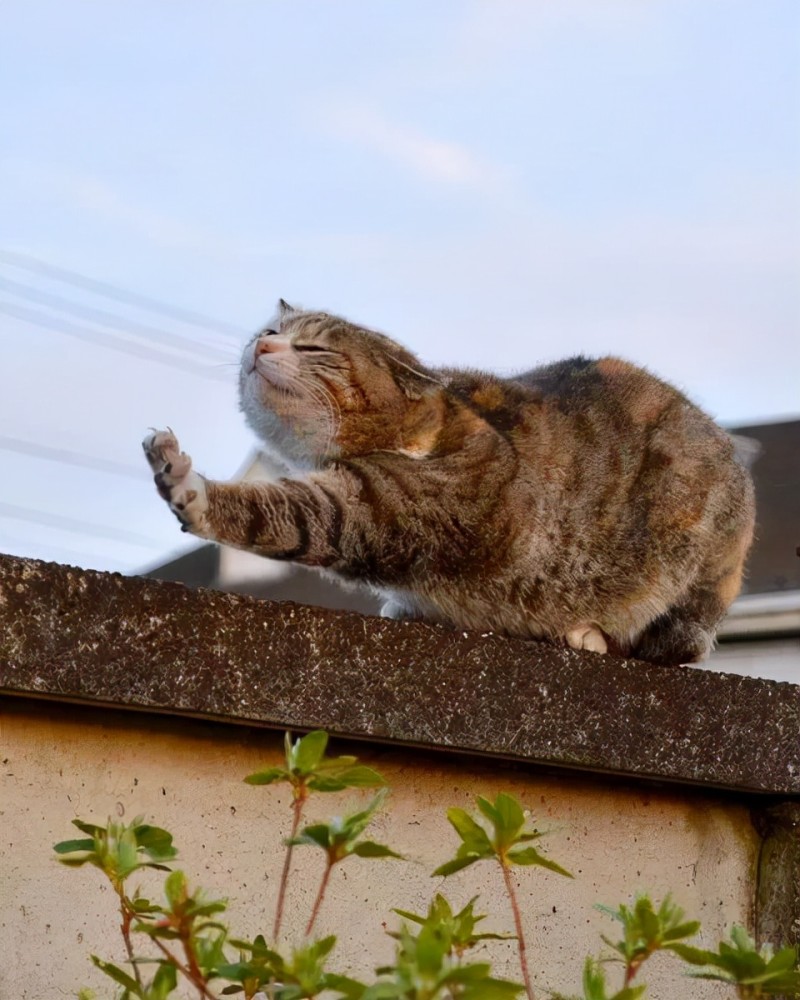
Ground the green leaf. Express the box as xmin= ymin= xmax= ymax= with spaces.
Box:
xmin=72 ymin=819 xmax=105 ymax=836
xmin=312 ymin=934 xmax=338 ymax=959
xmin=460 ymin=980 xmax=525 ymax=1000
xmin=150 ymin=961 xmax=178 ymax=1000
xmin=506 ymin=846 xmax=573 ymax=878
xmin=478 ymin=793 xmax=525 ymax=848
xmin=432 ymin=854 xmax=483 ymax=877
xmin=289 ymin=823 xmax=332 ymax=850
xmin=670 ymin=943 xmax=717 ymax=966
xmin=243 ymin=766 xmax=289 ymax=786
xmin=350 ymin=841 xmax=403 ymax=859
xmin=292 ymin=730 xmax=329 ymax=772
xmin=662 ymin=920 xmax=701 ymax=943
xmin=90 ymin=956 xmax=142 ymax=995
xmin=117 ymin=826 xmax=140 ymax=877
xmin=163 ymin=870 xmax=187 ymax=909
xmin=323 ymin=972 xmax=369 ymax=999
xmin=443 ymin=961 xmax=493 ymax=982
xmin=135 ymin=825 xmax=177 ymax=862
xmin=308 ymin=765 xmax=386 ymax=792
xmin=215 ymin=961 xmax=263 ymax=981
xmin=392 ymin=908 xmax=427 ymax=926
xmin=445 ymin=808 xmax=494 ymax=855
xmin=131 ymin=897 xmax=159 ymax=914
xmin=314 ymin=754 xmax=358 ymax=770
xmin=360 ymin=985 xmax=404 ymax=1000
xmin=53 ymin=838 xmax=96 ymax=855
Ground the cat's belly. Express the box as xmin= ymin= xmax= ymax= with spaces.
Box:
xmin=377 ymin=584 xmax=552 ymax=641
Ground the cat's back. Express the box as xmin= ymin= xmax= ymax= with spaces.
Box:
xmin=446 ymin=354 xmax=717 ymax=454
xmin=445 ymin=353 xmax=748 ymax=542
xmin=506 ymin=354 xmax=739 ymax=463
xmin=510 ymin=354 xmax=690 ymax=425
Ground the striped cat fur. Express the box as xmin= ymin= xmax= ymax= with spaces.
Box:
xmin=143 ymin=300 xmax=755 ymax=665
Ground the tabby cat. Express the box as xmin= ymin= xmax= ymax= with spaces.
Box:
xmin=143 ymin=300 xmax=754 ymax=665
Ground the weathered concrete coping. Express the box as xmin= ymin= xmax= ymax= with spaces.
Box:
xmin=0 ymin=552 xmax=798 ymax=796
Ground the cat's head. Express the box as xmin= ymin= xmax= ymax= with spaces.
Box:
xmin=239 ymin=300 xmax=441 ymax=468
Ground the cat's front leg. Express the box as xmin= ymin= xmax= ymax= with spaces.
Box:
xmin=142 ymin=429 xmax=211 ymax=537
xmin=143 ymin=428 xmax=343 ymax=563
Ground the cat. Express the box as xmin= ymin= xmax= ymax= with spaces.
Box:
xmin=143 ymin=299 xmax=755 ymax=665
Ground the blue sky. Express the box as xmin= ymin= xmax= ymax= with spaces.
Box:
xmin=1 ymin=1 xmax=798 ymax=574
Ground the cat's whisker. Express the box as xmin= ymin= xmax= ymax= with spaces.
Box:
xmin=388 ymin=355 xmax=444 ymax=386
xmin=291 ymin=371 xmax=340 ymax=451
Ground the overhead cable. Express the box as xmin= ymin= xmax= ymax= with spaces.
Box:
xmin=0 ymin=273 xmax=233 ymax=361
xmin=0 ymin=249 xmax=246 ymax=340
xmin=0 ymin=299 xmax=231 ymax=381
xmin=0 ymin=435 xmax=147 ymax=479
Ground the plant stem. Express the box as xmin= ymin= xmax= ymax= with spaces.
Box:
xmin=500 ymin=861 xmax=535 ymax=1000
xmin=306 ymin=860 xmax=334 ymax=937
xmin=182 ymin=928 xmax=211 ymax=1000
xmin=116 ymin=889 xmax=143 ymax=989
xmin=151 ymin=936 xmax=217 ymax=1000
xmin=273 ymin=791 xmax=306 ymax=940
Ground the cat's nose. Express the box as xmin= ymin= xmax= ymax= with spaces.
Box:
xmin=255 ymin=336 xmax=290 ymax=356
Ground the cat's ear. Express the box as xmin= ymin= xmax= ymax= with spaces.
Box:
xmin=278 ymin=298 xmax=296 ymax=318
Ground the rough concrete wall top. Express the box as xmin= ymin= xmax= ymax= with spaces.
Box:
xmin=1 ymin=552 xmax=798 ymax=795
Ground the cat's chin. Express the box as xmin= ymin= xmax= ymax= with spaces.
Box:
xmin=239 ymin=405 xmax=316 ymax=473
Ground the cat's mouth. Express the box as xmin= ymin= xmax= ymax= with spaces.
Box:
xmin=250 ymin=359 xmax=304 ymax=397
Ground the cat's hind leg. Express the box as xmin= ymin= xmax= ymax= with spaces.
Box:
xmin=565 ymin=624 xmax=608 ymax=655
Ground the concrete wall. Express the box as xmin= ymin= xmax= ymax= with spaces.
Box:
xmin=2 ymin=698 xmax=758 ymax=1000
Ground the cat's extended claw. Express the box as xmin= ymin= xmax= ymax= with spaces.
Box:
xmin=142 ymin=428 xmax=209 ymax=535
xmin=565 ymin=624 xmax=608 ymax=655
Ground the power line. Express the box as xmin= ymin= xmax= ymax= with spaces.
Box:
xmin=0 ymin=501 xmax=162 ymax=548
xmin=0 ymin=273 xmax=233 ymax=362
xmin=0 ymin=249 xmax=247 ymax=340
xmin=0 ymin=435 xmax=148 ymax=479
xmin=0 ymin=298 xmax=231 ymax=381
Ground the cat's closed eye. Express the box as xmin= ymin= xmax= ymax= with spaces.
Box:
xmin=294 ymin=344 xmax=331 ymax=353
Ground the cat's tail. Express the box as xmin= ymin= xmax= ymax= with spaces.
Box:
xmin=630 ymin=606 xmax=716 ymax=666
xmin=631 ymin=549 xmax=749 ymax=666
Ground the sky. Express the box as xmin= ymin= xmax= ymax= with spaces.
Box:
xmin=1 ymin=0 xmax=798 ymax=575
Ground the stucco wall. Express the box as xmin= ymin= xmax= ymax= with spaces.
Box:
xmin=2 ymin=699 xmax=758 ymax=1000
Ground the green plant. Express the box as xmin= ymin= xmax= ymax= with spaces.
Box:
xmin=552 ymin=896 xmax=800 ymax=1000
xmin=433 ymin=792 xmax=572 ymax=1000
xmin=677 ymin=925 xmax=800 ymax=998
xmin=288 ymin=788 xmax=402 ymax=935
xmin=597 ymin=894 xmax=700 ymax=988
xmin=53 ymin=731 xmax=800 ymax=1000
xmin=244 ymin=730 xmax=385 ymax=940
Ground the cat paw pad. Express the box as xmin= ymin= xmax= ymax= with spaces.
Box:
xmin=142 ymin=428 xmax=209 ymax=534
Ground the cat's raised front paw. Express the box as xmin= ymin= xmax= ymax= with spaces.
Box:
xmin=142 ymin=428 xmax=209 ymax=535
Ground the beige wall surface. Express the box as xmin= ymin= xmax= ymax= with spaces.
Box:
xmin=1 ymin=700 xmax=758 ymax=1000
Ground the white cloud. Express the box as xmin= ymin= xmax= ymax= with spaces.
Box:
xmin=323 ymin=104 xmax=509 ymax=192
